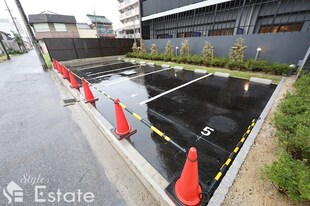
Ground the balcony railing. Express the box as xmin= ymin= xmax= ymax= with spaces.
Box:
xmin=119 ymin=8 xmax=139 ymax=20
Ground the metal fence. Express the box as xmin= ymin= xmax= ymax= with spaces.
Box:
xmin=44 ymin=38 xmax=134 ymax=61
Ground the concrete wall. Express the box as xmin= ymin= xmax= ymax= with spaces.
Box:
xmin=144 ymin=32 xmax=310 ymax=64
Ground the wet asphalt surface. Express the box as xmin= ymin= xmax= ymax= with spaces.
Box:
xmin=72 ymin=61 xmax=276 ymax=185
xmin=0 ymin=52 xmax=125 ymax=205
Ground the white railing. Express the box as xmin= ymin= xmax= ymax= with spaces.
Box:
xmin=122 ymin=20 xmax=140 ymax=28
xmin=119 ymin=8 xmax=139 ymax=20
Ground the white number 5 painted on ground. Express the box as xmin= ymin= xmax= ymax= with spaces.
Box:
xmin=201 ymin=126 xmax=214 ymax=136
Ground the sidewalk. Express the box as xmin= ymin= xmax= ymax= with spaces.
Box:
xmin=0 ymin=51 xmax=156 ymax=205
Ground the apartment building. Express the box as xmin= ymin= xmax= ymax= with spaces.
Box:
xmin=86 ymin=14 xmax=115 ymax=38
xmin=116 ymin=0 xmax=141 ymax=39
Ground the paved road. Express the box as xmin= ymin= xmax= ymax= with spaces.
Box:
xmin=0 ymin=51 xmax=126 ymax=205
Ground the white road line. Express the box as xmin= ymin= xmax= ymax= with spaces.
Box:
xmin=87 ymin=65 xmax=138 ymax=77
xmin=139 ymin=73 xmax=213 ymax=105
xmin=105 ymin=67 xmax=172 ymax=86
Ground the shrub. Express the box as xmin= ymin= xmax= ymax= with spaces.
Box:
xmin=264 ymin=74 xmax=310 ymax=203
xmin=150 ymin=43 xmax=158 ymax=55
xmin=180 ymin=39 xmax=190 ymax=57
xmin=263 ymin=151 xmax=310 ymax=202
xmin=141 ymin=53 xmax=151 ymax=60
xmin=165 ymin=40 xmax=174 ymax=57
xmin=271 ymin=63 xmax=290 ymax=75
xmin=210 ymin=57 xmax=229 ymax=68
xmin=171 ymin=56 xmax=182 ymax=63
xmin=132 ymin=42 xmax=138 ymax=53
xmin=229 ymin=38 xmax=247 ymax=62
xmin=139 ymin=39 xmax=146 ymax=54
xmin=245 ymin=59 xmax=270 ymax=72
xmin=226 ymin=60 xmax=246 ymax=70
xmin=202 ymin=41 xmax=215 ymax=62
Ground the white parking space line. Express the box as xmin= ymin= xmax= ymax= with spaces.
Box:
xmin=87 ymin=65 xmax=139 ymax=77
xmin=89 ymin=73 xmax=114 ymax=80
xmin=139 ymin=73 xmax=213 ymax=105
xmin=105 ymin=67 xmax=172 ymax=86
xmin=77 ymin=61 xmax=127 ymax=70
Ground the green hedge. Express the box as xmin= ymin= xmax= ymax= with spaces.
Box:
xmin=264 ymin=74 xmax=310 ymax=202
xmin=126 ymin=52 xmax=293 ymax=75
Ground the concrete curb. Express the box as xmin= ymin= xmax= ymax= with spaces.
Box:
xmin=147 ymin=62 xmax=155 ymax=67
xmin=50 ymin=69 xmax=174 ymax=206
xmin=173 ymin=66 xmax=184 ymax=70
xmin=161 ymin=64 xmax=170 ymax=68
xmin=250 ymin=77 xmax=272 ymax=85
xmin=208 ymin=77 xmax=285 ymax=206
xmin=214 ymin=72 xmax=230 ymax=78
xmin=194 ymin=69 xmax=208 ymax=74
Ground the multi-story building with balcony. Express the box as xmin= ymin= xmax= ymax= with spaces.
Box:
xmin=116 ymin=0 xmax=141 ymax=39
xmin=86 ymin=14 xmax=115 ymax=38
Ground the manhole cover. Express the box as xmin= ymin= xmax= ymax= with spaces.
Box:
xmin=209 ymin=115 xmax=237 ymax=133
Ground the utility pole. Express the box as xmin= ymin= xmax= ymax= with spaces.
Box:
xmin=133 ymin=20 xmax=136 ymax=43
xmin=14 ymin=0 xmax=47 ymax=70
xmin=4 ymin=0 xmax=27 ymax=52
xmin=94 ymin=11 xmax=99 ymax=38
xmin=0 ymin=35 xmax=11 ymax=60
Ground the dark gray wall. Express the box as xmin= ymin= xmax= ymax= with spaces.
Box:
xmin=142 ymin=0 xmax=205 ymax=17
xmin=44 ymin=38 xmax=134 ymax=61
xmin=144 ymin=32 xmax=310 ymax=64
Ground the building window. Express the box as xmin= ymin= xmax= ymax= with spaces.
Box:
xmin=208 ymin=29 xmax=233 ymax=36
xmin=33 ymin=23 xmax=49 ymax=32
xmin=54 ymin=23 xmax=67 ymax=32
xmin=259 ymin=23 xmax=303 ymax=33
xmin=157 ymin=34 xmax=172 ymax=39
xmin=177 ymin=32 xmax=201 ymax=38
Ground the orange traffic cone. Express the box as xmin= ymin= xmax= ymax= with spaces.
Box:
xmin=82 ymin=78 xmax=98 ymax=103
xmin=62 ymin=66 xmax=69 ymax=79
xmin=114 ymin=98 xmax=131 ymax=136
xmin=58 ymin=63 xmax=63 ymax=74
xmin=175 ymin=147 xmax=201 ymax=206
xmin=68 ymin=69 xmax=80 ymax=90
xmin=54 ymin=60 xmax=60 ymax=72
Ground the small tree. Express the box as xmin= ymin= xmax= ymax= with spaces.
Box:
xmin=165 ymin=40 xmax=174 ymax=57
xmin=150 ymin=43 xmax=158 ymax=55
xmin=202 ymin=41 xmax=215 ymax=61
xmin=139 ymin=39 xmax=146 ymax=54
xmin=132 ymin=42 xmax=138 ymax=53
xmin=229 ymin=38 xmax=247 ymax=62
xmin=180 ymin=39 xmax=190 ymax=57
xmin=12 ymin=31 xmax=24 ymax=52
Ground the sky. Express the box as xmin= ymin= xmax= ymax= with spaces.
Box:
xmin=0 ymin=0 xmax=121 ymax=29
